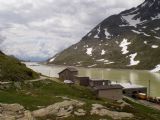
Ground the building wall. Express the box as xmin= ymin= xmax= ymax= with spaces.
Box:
xmin=78 ymin=77 xmax=90 ymax=86
xmin=59 ymin=70 xmax=78 ymax=81
xmin=123 ymin=88 xmax=147 ymax=97
xmin=98 ymin=89 xmax=122 ymax=100
xmin=89 ymin=80 xmax=111 ymax=87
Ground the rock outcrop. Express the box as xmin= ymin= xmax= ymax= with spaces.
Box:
xmin=0 ymin=103 xmax=34 ymax=120
xmin=90 ymin=104 xmax=134 ymax=120
xmin=32 ymin=100 xmax=85 ymax=118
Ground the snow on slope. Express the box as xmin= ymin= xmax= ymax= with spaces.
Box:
xmin=152 ymin=45 xmax=159 ymax=48
xmin=86 ymin=48 xmax=93 ymax=56
xmin=128 ymin=53 xmax=140 ymax=66
xmin=101 ymin=50 xmax=106 ymax=55
xmin=119 ymin=39 xmax=131 ymax=54
xmin=122 ymin=14 xmax=141 ymax=27
xmin=104 ymin=28 xmax=110 ymax=39
xmin=49 ymin=57 xmax=55 ymax=62
xmin=151 ymin=64 xmax=160 ymax=72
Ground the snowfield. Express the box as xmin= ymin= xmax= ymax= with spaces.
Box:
xmin=132 ymin=30 xmax=150 ymax=36
xmin=152 ymin=45 xmax=159 ymax=48
xmin=88 ymin=64 xmax=97 ymax=67
xmin=151 ymin=64 xmax=160 ymax=72
xmin=144 ymin=41 xmax=147 ymax=44
xmin=94 ymin=26 xmax=100 ymax=38
xmin=128 ymin=53 xmax=140 ymax=66
xmin=101 ymin=50 xmax=106 ymax=55
xmin=49 ymin=57 xmax=55 ymax=62
xmin=86 ymin=48 xmax=93 ymax=56
xmin=119 ymin=39 xmax=131 ymax=54
xmin=122 ymin=14 xmax=141 ymax=27
xmin=104 ymin=28 xmax=110 ymax=39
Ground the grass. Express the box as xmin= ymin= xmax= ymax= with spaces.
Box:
xmin=123 ymin=98 xmax=160 ymax=120
xmin=1 ymin=79 xmax=160 ymax=120
xmin=0 ymin=52 xmax=39 ymax=82
xmin=0 ymin=79 xmax=97 ymax=110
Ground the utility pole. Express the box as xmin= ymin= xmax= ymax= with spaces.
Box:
xmin=148 ymin=80 xmax=151 ymax=96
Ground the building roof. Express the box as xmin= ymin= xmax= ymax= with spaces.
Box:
xmin=59 ymin=67 xmax=78 ymax=74
xmin=90 ymin=79 xmax=111 ymax=82
xmin=93 ymin=84 xmax=123 ymax=91
xmin=117 ymin=83 xmax=146 ymax=89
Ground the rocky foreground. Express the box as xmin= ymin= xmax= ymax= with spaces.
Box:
xmin=0 ymin=99 xmax=134 ymax=120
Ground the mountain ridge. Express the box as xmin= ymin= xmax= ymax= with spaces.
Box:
xmin=48 ymin=0 xmax=160 ymax=71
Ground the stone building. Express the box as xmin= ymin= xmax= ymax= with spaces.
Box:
xmin=58 ymin=67 xmax=78 ymax=82
xmin=93 ymin=84 xmax=123 ymax=100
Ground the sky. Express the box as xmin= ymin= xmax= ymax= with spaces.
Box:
xmin=0 ymin=0 xmax=144 ymax=61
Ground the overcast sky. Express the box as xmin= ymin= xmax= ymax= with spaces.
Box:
xmin=0 ymin=0 xmax=144 ymax=61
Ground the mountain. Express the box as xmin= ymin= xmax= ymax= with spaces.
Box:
xmin=0 ymin=51 xmax=39 ymax=82
xmin=49 ymin=0 xmax=160 ymax=70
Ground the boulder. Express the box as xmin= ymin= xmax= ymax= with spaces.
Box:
xmin=90 ymin=104 xmax=134 ymax=120
xmin=0 ymin=103 xmax=34 ymax=120
xmin=74 ymin=109 xmax=86 ymax=116
xmin=32 ymin=100 xmax=85 ymax=118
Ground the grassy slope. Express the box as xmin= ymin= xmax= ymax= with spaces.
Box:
xmin=0 ymin=52 xmax=39 ymax=82
xmin=0 ymin=79 xmax=160 ymax=120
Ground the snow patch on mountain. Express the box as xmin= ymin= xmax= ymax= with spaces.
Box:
xmin=154 ymin=36 xmax=160 ymax=39
xmin=88 ymin=33 xmax=92 ymax=37
xmin=144 ymin=41 xmax=147 ymax=44
xmin=141 ymin=1 xmax=148 ymax=8
xmin=101 ymin=50 xmax=106 ymax=55
xmin=152 ymin=45 xmax=159 ymax=48
xmin=49 ymin=57 xmax=55 ymax=62
xmin=128 ymin=53 xmax=140 ymax=66
xmin=88 ymin=64 xmax=97 ymax=67
xmin=119 ymin=24 xmax=128 ymax=27
xmin=131 ymin=30 xmax=141 ymax=34
xmin=104 ymin=28 xmax=110 ymax=39
xmin=151 ymin=13 xmax=160 ymax=20
xmin=119 ymin=39 xmax=131 ymax=54
xmin=151 ymin=64 xmax=160 ymax=72
xmin=84 ymin=45 xmax=88 ymax=48
xmin=104 ymin=62 xmax=115 ymax=64
xmin=131 ymin=30 xmax=151 ymax=36
xmin=86 ymin=48 xmax=93 ymax=56
xmin=122 ymin=14 xmax=141 ymax=27
xmin=74 ymin=46 xmax=77 ymax=49
xmin=94 ymin=26 xmax=100 ymax=38
xmin=96 ymin=59 xmax=114 ymax=64
xmin=154 ymin=27 xmax=160 ymax=31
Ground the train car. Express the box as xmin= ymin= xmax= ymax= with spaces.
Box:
xmin=136 ymin=93 xmax=147 ymax=100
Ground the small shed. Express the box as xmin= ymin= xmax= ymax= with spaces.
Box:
xmin=93 ymin=84 xmax=123 ymax=100
xmin=89 ymin=79 xmax=111 ymax=87
xmin=75 ymin=76 xmax=90 ymax=86
xmin=120 ymin=83 xmax=147 ymax=97
xmin=58 ymin=67 xmax=78 ymax=82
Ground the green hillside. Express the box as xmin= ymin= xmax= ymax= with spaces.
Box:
xmin=0 ymin=51 xmax=39 ymax=82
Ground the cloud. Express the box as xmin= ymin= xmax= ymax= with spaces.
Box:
xmin=0 ymin=0 xmax=144 ymax=61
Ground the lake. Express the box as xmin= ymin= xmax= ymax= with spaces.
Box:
xmin=25 ymin=62 xmax=160 ymax=97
